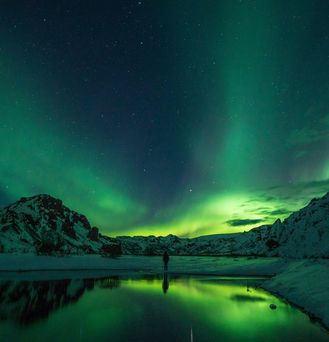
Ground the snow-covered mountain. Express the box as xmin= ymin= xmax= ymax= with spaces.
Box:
xmin=116 ymin=192 xmax=329 ymax=258
xmin=253 ymin=192 xmax=329 ymax=258
xmin=1 ymin=192 xmax=329 ymax=257
xmin=0 ymin=194 xmax=121 ymax=255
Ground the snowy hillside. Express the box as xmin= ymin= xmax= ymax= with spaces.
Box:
xmin=117 ymin=192 xmax=329 ymax=258
xmin=0 ymin=195 xmax=120 ymax=255
xmin=1 ymin=192 xmax=329 ymax=257
xmin=255 ymin=192 xmax=329 ymax=258
xmin=115 ymin=231 xmax=264 ymax=256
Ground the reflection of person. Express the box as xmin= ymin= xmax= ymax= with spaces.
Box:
xmin=163 ymin=251 xmax=170 ymax=271
xmin=162 ymin=271 xmax=169 ymax=294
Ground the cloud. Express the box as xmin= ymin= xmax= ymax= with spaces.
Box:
xmin=226 ymin=218 xmax=264 ymax=227
xmin=258 ymin=208 xmax=292 ymax=217
xmin=268 ymin=209 xmax=291 ymax=216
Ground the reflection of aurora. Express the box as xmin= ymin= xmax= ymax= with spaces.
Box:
xmin=0 ymin=277 xmax=283 ymax=325
xmin=0 ymin=276 xmax=328 ymax=341
xmin=122 ymin=277 xmax=286 ymax=331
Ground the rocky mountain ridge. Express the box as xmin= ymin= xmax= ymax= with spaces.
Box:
xmin=1 ymin=192 xmax=329 ymax=257
xmin=116 ymin=192 xmax=329 ymax=258
xmin=0 ymin=194 xmax=120 ymax=255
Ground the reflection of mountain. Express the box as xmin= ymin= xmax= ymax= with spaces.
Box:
xmin=98 ymin=276 xmax=121 ymax=290
xmin=0 ymin=277 xmax=120 ymax=324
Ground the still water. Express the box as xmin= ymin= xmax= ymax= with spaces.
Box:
xmin=0 ymin=274 xmax=328 ymax=342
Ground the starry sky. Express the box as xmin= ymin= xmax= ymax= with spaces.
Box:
xmin=1 ymin=0 xmax=329 ymax=237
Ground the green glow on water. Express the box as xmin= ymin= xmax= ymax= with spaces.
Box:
xmin=0 ymin=276 xmax=327 ymax=342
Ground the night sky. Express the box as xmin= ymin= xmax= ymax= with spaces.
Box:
xmin=1 ymin=0 xmax=329 ymax=237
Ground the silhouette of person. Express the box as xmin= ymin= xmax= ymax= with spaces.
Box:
xmin=163 ymin=251 xmax=169 ymax=271
xmin=162 ymin=271 xmax=169 ymax=294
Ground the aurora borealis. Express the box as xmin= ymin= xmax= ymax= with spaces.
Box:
xmin=1 ymin=0 xmax=329 ymax=237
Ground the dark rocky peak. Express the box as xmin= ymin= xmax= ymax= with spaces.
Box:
xmin=3 ymin=194 xmax=91 ymax=230
xmin=38 ymin=195 xmax=63 ymax=211
xmin=18 ymin=194 xmax=62 ymax=207
xmin=0 ymin=194 xmax=122 ymax=255
xmin=4 ymin=194 xmax=63 ymax=214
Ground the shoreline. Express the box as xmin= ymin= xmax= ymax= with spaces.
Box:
xmin=261 ymin=259 xmax=329 ymax=330
xmin=0 ymin=254 xmax=328 ymax=330
xmin=260 ymin=285 xmax=329 ymax=335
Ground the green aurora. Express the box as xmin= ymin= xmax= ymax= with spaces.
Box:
xmin=1 ymin=1 xmax=329 ymax=237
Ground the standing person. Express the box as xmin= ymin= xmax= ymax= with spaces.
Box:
xmin=163 ymin=251 xmax=170 ymax=271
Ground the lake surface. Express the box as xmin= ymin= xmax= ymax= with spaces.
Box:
xmin=0 ymin=274 xmax=328 ymax=341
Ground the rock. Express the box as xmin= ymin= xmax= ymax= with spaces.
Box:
xmin=88 ymin=227 xmax=99 ymax=241
xmin=266 ymin=239 xmax=280 ymax=250
xmin=101 ymin=243 xmax=122 ymax=257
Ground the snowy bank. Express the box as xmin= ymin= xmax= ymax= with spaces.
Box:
xmin=262 ymin=259 xmax=329 ymax=329
xmin=0 ymin=254 xmax=284 ymax=275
